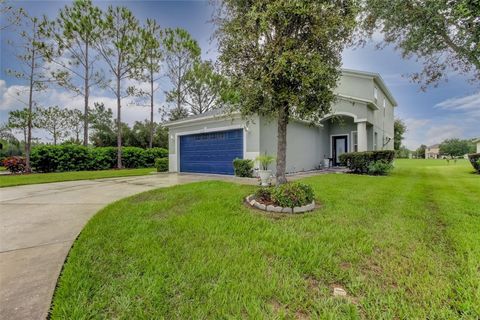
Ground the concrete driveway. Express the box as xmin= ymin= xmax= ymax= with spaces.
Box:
xmin=0 ymin=173 xmax=254 ymax=320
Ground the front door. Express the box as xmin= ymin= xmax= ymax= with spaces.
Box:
xmin=332 ymin=135 xmax=348 ymax=166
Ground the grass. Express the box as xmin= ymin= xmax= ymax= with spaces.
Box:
xmin=0 ymin=168 xmax=154 ymax=188
xmin=50 ymin=159 xmax=479 ymax=319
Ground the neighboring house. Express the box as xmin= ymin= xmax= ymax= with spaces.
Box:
xmin=474 ymin=138 xmax=480 ymax=153
xmin=425 ymin=144 xmax=440 ymax=159
xmin=165 ymin=69 xmax=397 ymax=175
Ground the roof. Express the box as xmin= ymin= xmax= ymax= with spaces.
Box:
xmin=428 ymin=144 xmax=440 ymax=149
xmin=473 ymin=138 xmax=480 ymax=143
xmin=341 ymin=68 xmax=398 ymax=107
xmin=163 ymin=107 xmax=235 ymax=127
xmin=164 ymin=68 xmax=398 ymax=127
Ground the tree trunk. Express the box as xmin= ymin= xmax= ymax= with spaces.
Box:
xmin=83 ymin=41 xmax=89 ymax=146
xmin=276 ymin=106 xmax=288 ymax=185
xmin=25 ymin=20 xmax=36 ymax=174
xmin=149 ymin=71 xmax=154 ymax=149
xmin=53 ymin=127 xmax=57 ymax=145
xmin=116 ymin=75 xmax=122 ymax=169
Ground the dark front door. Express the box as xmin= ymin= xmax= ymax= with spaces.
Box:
xmin=332 ymin=135 xmax=348 ymax=166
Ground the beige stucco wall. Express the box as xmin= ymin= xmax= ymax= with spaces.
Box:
xmin=166 ymin=70 xmax=397 ymax=173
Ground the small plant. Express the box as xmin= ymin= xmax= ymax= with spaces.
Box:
xmin=155 ymin=158 xmax=168 ymax=172
xmin=255 ymin=154 xmax=275 ymax=170
xmin=2 ymin=156 xmax=27 ymax=173
xmin=271 ymin=182 xmax=315 ymax=208
xmin=367 ymin=160 xmax=394 ymax=176
xmin=254 ymin=187 xmax=272 ymax=203
xmin=468 ymin=153 xmax=480 ymax=173
xmin=233 ymin=158 xmax=253 ymax=177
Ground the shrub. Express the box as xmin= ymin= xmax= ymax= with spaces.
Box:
xmin=233 ymin=158 xmax=254 ymax=177
xmin=56 ymin=144 xmax=90 ymax=172
xmin=468 ymin=153 xmax=480 ymax=173
xmin=89 ymin=147 xmax=117 ymax=170
xmin=31 ymin=145 xmax=63 ymax=172
xmin=271 ymin=182 xmax=315 ymax=208
xmin=145 ymin=148 xmax=169 ymax=167
xmin=121 ymin=147 xmax=147 ymax=168
xmin=30 ymin=145 xmax=168 ymax=172
xmin=155 ymin=158 xmax=168 ymax=172
xmin=254 ymin=187 xmax=272 ymax=203
xmin=367 ymin=160 xmax=394 ymax=175
xmin=340 ymin=150 xmax=395 ymax=174
xmin=2 ymin=156 xmax=26 ymax=173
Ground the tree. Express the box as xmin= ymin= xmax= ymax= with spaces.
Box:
xmin=95 ymin=6 xmax=141 ymax=168
xmin=416 ymin=144 xmax=427 ymax=158
xmin=36 ymin=106 xmax=70 ymax=145
xmin=184 ymin=60 xmax=226 ymax=114
xmin=66 ymin=109 xmax=84 ymax=144
xmin=40 ymin=0 xmax=103 ymax=146
xmin=6 ymin=11 xmax=50 ymax=172
xmin=89 ymin=102 xmax=116 ymax=147
xmin=1 ymin=0 xmax=22 ymax=30
xmin=166 ymin=105 xmax=189 ymax=121
xmin=216 ymin=0 xmax=357 ymax=184
xmin=395 ymin=145 xmax=411 ymax=158
xmin=133 ymin=19 xmax=164 ymax=148
xmin=439 ymin=138 xmax=474 ymax=157
xmin=394 ymin=118 xmax=407 ymax=150
xmin=7 ymin=109 xmax=34 ymax=145
xmin=163 ymin=28 xmax=201 ymax=121
xmin=359 ymin=0 xmax=480 ymax=89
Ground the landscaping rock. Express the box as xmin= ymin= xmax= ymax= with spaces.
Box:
xmin=249 ymin=199 xmax=256 ymax=207
xmin=282 ymin=207 xmax=292 ymax=213
xmin=305 ymin=202 xmax=315 ymax=211
xmin=333 ymin=287 xmax=347 ymax=297
xmin=253 ymin=201 xmax=266 ymax=210
xmin=271 ymin=206 xmax=283 ymax=213
xmin=293 ymin=206 xmax=306 ymax=213
xmin=266 ymin=205 xmax=275 ymax=211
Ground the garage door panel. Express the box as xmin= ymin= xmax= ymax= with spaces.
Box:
xmin=179 ymin=129 xmax=243 ymax=175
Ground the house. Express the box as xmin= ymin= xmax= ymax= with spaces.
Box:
xmin=165 ymin=69 xmax=397 ymax=175
xmin=473 ymin=138 xmax=480 ymax=153
xmin=425 ymin=144 xmax=440 ymax=159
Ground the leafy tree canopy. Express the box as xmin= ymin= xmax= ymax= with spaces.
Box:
xmin=359 ymin=0 xmax=480 ymax=89
xmin=439 ymin=138 xmax=475 ymax=156
xmin=394 ymin=118 xmax=407 ymax=150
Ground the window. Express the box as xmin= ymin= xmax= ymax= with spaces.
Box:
xmin=374 ymin=132 xmax=378 ymax=150
xmin=383 ymin=98 xmax=386 ymax=108
xmin=351 ymin=131 xmax=358 ymax=152
xmin=374 ymin=87 xmax=378 ymax=101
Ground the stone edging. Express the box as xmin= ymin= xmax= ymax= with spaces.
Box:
xmin=245 ymin=195 xmax=315 ymax=214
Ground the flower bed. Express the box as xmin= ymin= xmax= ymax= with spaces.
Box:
xmin=245 ymin=182 xmax=316 ymax=214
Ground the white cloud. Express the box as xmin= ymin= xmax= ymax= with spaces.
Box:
xmin=434 ymin=92 xmax=480 ymax=118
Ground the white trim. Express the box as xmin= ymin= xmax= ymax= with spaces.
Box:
xmin=163 ymin=112 xmax=241 ymax=128
xmin=330 ymin=134 xmax=349 ymax=163
xmin=337 ymin=94 xmax=379 ymax=111
xmin=321 ymin=111 xmax=368 ymax=124
xmin=173 ymin=124 xmax=246 ymax=173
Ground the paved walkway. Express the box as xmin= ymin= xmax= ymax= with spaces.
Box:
xmin=0 ymin=173 xmax=254 ymax=320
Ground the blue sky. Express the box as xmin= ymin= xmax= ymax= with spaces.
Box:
xmin=1 ymin=0 xmax=479 ymax=148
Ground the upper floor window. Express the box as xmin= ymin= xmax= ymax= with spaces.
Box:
xmin=374 ymin=87 xmax=378 ymax=101
xmin=383 ymin=98 xmax=386 ymax=108
xmin=374 ymin=132 xmax=378 ymax=150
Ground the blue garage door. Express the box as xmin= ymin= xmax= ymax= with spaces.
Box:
xmin=180 ymin=129 xmax=243 ymax=175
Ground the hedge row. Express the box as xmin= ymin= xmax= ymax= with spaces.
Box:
xmin=31 ymin=145 xmax=168 ymax=173
xmin=339 ymin=150 xmax=395 ymax=174
xmin=468 ymin=153 xmax=480 ymax=173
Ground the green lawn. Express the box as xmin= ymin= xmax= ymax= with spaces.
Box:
xmin=50 ymin=159 xmax=479 ymax=319
xmin=0 ymin=168 xmax=154 ymax=188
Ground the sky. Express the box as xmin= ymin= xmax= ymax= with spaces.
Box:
xmin=1 ymin=0 xmax=479 ymax=149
